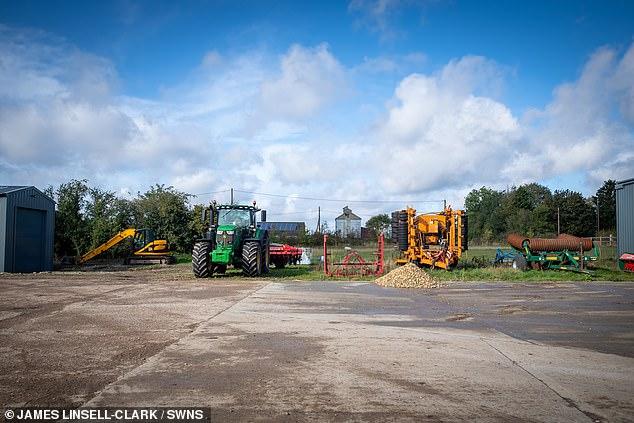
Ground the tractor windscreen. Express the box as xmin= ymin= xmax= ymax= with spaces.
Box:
xmin=218 ymin=209 xmax=251 ymax=227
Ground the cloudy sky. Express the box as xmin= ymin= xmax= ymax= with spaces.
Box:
xmin=1 ymin=0 xmax=633 ymax=228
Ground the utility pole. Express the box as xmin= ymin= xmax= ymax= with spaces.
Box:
xmin=597 ymin=197 xmax=599 ymax=236
xmin=557 ymin=207 xmax=560 ymax=235
xmin=443 ymin=199 xmax=447 ymax=210
xmin=316 ymin=206 xmax=321 ymax=233
xmin=230 ymin=188 xmax=234 ymax=205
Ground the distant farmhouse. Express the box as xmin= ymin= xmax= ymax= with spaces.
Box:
xmin=335 ymin=206 xmax=361 ymax=238
xmin=259 ymin=221 xmax=306 ymax=238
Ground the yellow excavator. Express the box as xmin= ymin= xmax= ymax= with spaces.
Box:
xmin=78 ymin=228 xmax=175 ymax=265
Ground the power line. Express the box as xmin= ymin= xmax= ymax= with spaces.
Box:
xmin=267 ymin=210 xmax=318 ymax=216
xmin=192 ymin=189 xmax=231 ymax=196
xmin=233 ymin=189 xmax=443 ymax=204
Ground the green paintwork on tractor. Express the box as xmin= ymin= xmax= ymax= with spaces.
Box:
xmin=208 ymin=205 xmax=267 ymax=268
xmin=211 ymin=224 xmax=240 ymax=265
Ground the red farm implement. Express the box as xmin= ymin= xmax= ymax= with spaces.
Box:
xmin=619 ymin=253 xmax=634 ymax=272
xmin=269 ymin=243 xmax=303 ymax=268
xmin=323 ymin=234 xmax=385 ymax=277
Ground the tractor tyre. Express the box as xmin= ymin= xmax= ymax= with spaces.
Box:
xmin=261 ymin=233 xmax=270 ymax=274
xmin=192 ymin=241 xmax=213 ymax=278
xmin=391 ymin=212 xmax=400 ymax=244
xmin=512 ymin=255 xmax=528 ymax=271
xmin=397 ymin=212 xmax=409 ymax=252
xmin=242 ymin=241 xmax=262 ymax=277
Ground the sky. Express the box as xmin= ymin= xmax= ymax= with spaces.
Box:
xmin=0 ymin=0 xmax=633 ymax=228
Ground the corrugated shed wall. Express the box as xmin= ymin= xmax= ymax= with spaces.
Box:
xmin=0 ymin=197 xmax=6 ymax=272
xmin=2 ymin=187 xmax=55 ymax=272
xmin=616 ymin=178 xmax=634 ymax=257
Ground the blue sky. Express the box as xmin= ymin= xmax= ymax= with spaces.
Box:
xmin=1 ymin=0 xmax=633 ymax=225
xmin=3 ymin=0 xmax=632 ymax=107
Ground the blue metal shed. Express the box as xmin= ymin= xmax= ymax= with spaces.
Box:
xmin=0 ymin=186 xmax=55 ymax=272
xmin=616 ymin=178 xmax=634 ymax=258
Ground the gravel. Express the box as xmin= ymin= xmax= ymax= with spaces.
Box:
xmin=375 ymin=263 xmax=440 ymax=289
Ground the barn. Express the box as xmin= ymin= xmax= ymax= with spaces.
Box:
xmin=259 ymin=221 xmax=306 ymax=238
xmin=616 ymin=178 xmax=634 ymax=258
xmin=0 ymin=186 xmax=55 ymax=273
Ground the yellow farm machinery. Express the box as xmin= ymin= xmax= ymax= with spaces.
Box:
xmin=391 ymin=207 xmax=467 ymax=270
xmin=77 ymin=228 xmax=175 ymax=265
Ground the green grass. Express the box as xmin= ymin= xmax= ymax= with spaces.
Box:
xmin=267 ymin=264 xmax=634 ymax=282
xmin=171 ymin=244 xmax=634 ymax=283
xmin=429 ymin=267 xmax=634 ymax=282
xmin=174 ymin=252 xmax=193 ymax=264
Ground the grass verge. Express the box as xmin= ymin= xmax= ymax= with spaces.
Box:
xmin=171 ymin=247 xmax=634 ymax=283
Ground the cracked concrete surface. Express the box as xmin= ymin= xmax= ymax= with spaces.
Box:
xmin=1 ymin=268 xmax=633 ymax=422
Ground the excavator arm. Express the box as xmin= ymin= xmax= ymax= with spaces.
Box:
xmin=78 ymin=228 xmax=138 ymax=264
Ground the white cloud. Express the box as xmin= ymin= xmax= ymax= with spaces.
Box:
xmin=0 ymin=28 xmax=348 ymax=202
xmin=0 ymin=23 xmax=632 ymax=230
xmin=374 ymin=46 xmax=634 ymax=195
xmin=374 ymin=57 xmax=520 ymax=193
xmin=512 ymin=44 xmax=634 ymax=184
xmin=258 ymin=43 xmax=346 ymax=122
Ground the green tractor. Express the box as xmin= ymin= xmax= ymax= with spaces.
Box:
xmin=192 ymin=202 xmax=270 ymax=277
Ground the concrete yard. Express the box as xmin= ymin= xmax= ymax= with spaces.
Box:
xmin=1 ymin=266 xmax=633 ymax=422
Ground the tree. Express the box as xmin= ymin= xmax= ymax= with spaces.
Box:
xmin=189 ymin=204 xmax=207 ymax=240
xmin=53 ymin=179 xmax=90 ymax=256
xmin=465 ymin=187 xmax=505 ymax=241
xmin=366 ymin=214 xmax=391 ymax=236
xmin=503 ymin=183 xmax=554 ymax=237
xmin=85 ymin=188 xmax=118 ymax=248
xmin=595 ymin=180 xmax=616 ymax=231
xmin=133 ymin=184 xmax=194 ymax=252
xmin=551 ymin=190 xmax=596 ymax=237
xmin=84 ymin=188 xmax=135 ymax=257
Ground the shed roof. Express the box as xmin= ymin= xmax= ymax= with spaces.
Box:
xmin=336 ymin=205 xmax=362 ymax=221
xmin=0 ymin=185 xmax=54 ymax=202
xmin=0 ymin=186 xmax=29 ymax=195
xmin=260 ymin=222 xmax=305 ymax=231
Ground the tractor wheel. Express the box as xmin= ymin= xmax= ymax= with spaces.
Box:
xmin=192 ymin=241 xmax=213 ymax=278
xmin=261 ymin=233 xmax=270 ymax=274
xmin=242 ymin=241 xmax=262 ymax=277
xmin=512 ymin=255 xmax=528 ymax=271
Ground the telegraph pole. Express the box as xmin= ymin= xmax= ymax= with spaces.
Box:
xmin=557 ymin=207 xmax=560 ymax=235
xmin=316 ymin=206 xmax=321 ymax=233
xmin=597 ymin=197 xmax=599 ymax=236
xmin=230 ymin=188 xmax=234 ymax=205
